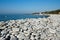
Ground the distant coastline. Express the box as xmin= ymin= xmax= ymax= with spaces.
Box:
xmin=32 ymin=12 xmax=40 ymax=15
xmin=32 ymin=9 xmax=60 ymax=15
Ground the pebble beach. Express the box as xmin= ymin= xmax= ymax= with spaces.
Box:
xmin=0 ymin=15 xmax=60 ymax=40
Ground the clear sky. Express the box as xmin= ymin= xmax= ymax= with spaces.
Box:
xmin=0 ymin=0 xmax=60 ymax=13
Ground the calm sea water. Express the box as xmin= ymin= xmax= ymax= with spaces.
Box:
xmin=0 ymin=14 xmax=49 ymax=21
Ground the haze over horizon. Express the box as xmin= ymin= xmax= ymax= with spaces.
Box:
xmin=0 ymin=0 xmax=60 ymax=14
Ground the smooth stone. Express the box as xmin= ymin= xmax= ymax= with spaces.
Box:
xmin=0 ymin=37 xmax=5 ymax=40
xmin=12 ymin=28 xmax=19 ymax=32
xmin=10 ymin=35 xmax=18 ymax=40
xmin=24 ymin=31 xmax=30 ymax=37
xmin=0 ymin=26 xmax=6 ymax=29
xmin=30 ymin=35 xmax=34 ymax=40
xmin=49 ymin=28 xmax=56 ymax=33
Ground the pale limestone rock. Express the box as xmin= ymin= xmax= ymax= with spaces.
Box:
xmin=56 ymin=32 xmax=60 ymax=37
xmin=30 ymin=35 xmax=34 ymax=40
xmin=10 ymin=35 xmax=18 ymax=40
xmin=52 ymin=22 xmax=59 ymax=27
xmin=49 ymin=28 xmax=56 ymax=33
xmin=24 ymin=31 xmax=30 ymax=37
xmin=12 ymin=28 xmax=19 ymax=32
xmin=17 ymin=33 xmax=25 ymax=40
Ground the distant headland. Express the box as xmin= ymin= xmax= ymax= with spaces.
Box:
xmin=32 ymin=9 xmax=60 ymax=15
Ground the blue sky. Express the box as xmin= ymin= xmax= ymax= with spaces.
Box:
xmin=0 ymin=0 xmax=60 ymax=13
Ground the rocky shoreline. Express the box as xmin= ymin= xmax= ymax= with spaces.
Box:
xmin=0 ymin=15 xmax=60 ymax=40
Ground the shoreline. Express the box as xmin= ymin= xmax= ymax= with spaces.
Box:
xmin=0 ymin=15 xmax=60 ymax=40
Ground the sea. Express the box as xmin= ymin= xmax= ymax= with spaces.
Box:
xmin=0 ymin=14 xmax=49 ymax=21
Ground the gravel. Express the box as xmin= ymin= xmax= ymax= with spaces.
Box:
xmin=0 ymin=15 xmax=60 ymax=40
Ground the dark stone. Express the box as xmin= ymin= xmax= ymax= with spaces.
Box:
xmin=0 ymin=29 xmax=3 ymax=37
xmin=22 ymin=39 xmax=24 ymax=40
xmin=33 ymin=35 xmax=36 ymax=37
xmin=30 ymin=32 xmax=33 ymax=35
xmin=34 ymin=39 xmax=36 ymax=40
xmin=5 ymin=35 xmax=11 ymax=40
xmin=15 ymin=36 xmax=19 ymax=40
xmin=38 ymin=37 xmax=41 ymax=39
xmin=22 ymin=30 xmax=24 ymax=32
